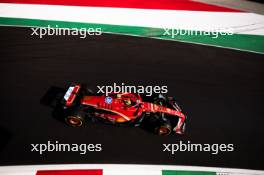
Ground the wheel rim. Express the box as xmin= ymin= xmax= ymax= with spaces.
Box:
xmin=67 ymin=116 xmax=82 ymax=126
xmin=157 ymin=126 xmax=170 ymax=136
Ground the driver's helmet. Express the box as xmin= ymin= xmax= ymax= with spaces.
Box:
xmin=123 ymin=99 xmax=131 ymax=106
xmin=117 ymin=94 xmax=132 ymax=106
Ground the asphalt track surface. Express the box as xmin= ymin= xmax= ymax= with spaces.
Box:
xmin=0 ymin=26 xmax=263 ymax=170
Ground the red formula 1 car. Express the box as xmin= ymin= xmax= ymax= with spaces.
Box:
xmin=62 ymin=84 xmax=187 ymax=136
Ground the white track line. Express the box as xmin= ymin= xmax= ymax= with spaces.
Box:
xmin=0 ymin=3 xmax=264 ymax=35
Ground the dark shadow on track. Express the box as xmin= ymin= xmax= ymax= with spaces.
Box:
xmin=40 ymin=86 xmax=66 ymax=123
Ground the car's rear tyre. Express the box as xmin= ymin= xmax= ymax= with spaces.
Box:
xmin=154 ymin=121 xmax=172 ymax=136
xmin=65 ymin=109 xmax=85 ymax=127
xmin=80 ymin=84 xmax=94 ymax=96
xmin=144 ymin=113 xmax=172 ymax=136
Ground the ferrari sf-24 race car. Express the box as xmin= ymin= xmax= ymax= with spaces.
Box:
xmin=62 ymin=84 xmax=187 ymax=136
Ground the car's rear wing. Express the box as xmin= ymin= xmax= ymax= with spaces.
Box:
xmin=63 ymin=84 xmax=81 ymax=106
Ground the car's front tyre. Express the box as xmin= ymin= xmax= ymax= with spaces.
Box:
xmin=144 ymin=113 xmax=172 ymax=136
xmin=154 ymin=120 xmax=172 ymax=136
